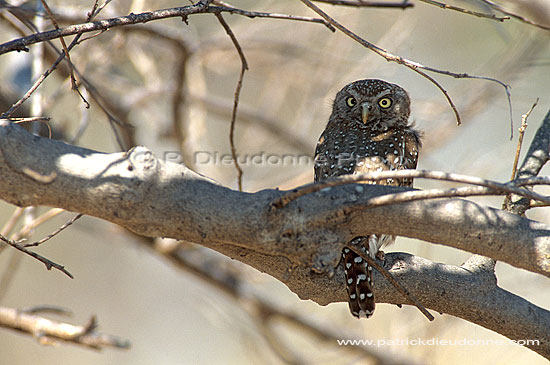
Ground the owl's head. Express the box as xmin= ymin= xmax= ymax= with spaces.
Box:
xmin=331 ymin=79 xmax=410 ymax=131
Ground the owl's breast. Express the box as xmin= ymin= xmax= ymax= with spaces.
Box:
xmin=314 ymin=128 xmax=419 ymax=186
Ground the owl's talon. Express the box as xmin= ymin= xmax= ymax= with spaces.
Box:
xmin=376 ymin=250 xmax=385 ymax=262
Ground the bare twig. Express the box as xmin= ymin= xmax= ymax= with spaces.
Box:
xmin=70 ymin=87 xmax=90 ymax=143
xmin=19 ymin=305 xmax=72 ymax=316
xmin=503 ymin=98 xmax=539 ymax=207
xmin=313 ymin=0 xmax=413 ymax=8
xmin=76 ymin=78 xmax=133 ymax=150
xmin=270 ymin=169 xmax=550 ymax=210
xmin=0 ymin=208 xmax=71 ymax=278
xmin=298 ymin=0 xmax=513 ymax=129
xmin=0 ymin=19 xmax=127 ymax=150
xmin=419 ymin=0 xmax=508 ymax=22
xmin=478 ymin=0 xmax=550 ymax=31
xmin=171 ymin=50 xmax=191 ymax=164
xmin=11 ymin=117 xmax=52 ymax=138
xmin=0 ymin=207 xmax=24 ymax=237
xmin=9 ymin=116 xmax=51 ymax=123
xmin=413 ymin=67 xmax=461 ymax=125
xmin=212 ymin=1 xmax=335 ymax=31
xmin=24 ymin=213 xmax=82 ymax=247
xmin=39 ymin=1 xmax=73 ymax=85
xmin=39 ymin=0 xmax=89 ymax=108
xmin=215 ymin=12 xmax=248 ymax=191
xmin=0 ymin=3 xmax=335 ymax=55
xmin=511 ymin=98 xmax=539 ymax=180
xmin=345 ymin=186 xmax=495 ymax=211
xmin=504 ymin=109 xmax=550 ymax=215
xmin=514 ymin=176 xmax=550 ymax=187
xmin=0 ymin=306 xmax=130 ymax=350
xmin=0 ymin=234 xmax=73 ymax=278
xmin=0 ymin=0 xmax=106 ymax=118
xmin=347 ymin=245 xmax=435 ymax=321
xmin=9 ymin=208 xmax=66 ymax=242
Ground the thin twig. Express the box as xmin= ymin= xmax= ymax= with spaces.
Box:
xmin=270 ymin=169 xmax=550 ymax=210
xmin=0 ymin=207 xmax=24 ymax=237
xmin=511 ymin=98 xmax=539 ymax=180
xmin=478 ymin=0 xmax=550 ymax=31
xmin=40 ymin=0 xmax=90 ymax=108
xmin=29 ymin=1 xmax=44 ymax=137
xmin=0 ymin=208 xmax=67 ymax=255
xmin=0 ymin=3 xmax=335 ymax=55
xmin=70 ymin=87 xmax=90 ymax=143
xmin=514 ymin=176 xmax=550 ymax=187
xmin=313 ymin=0 xmax=413 ymax=8
xmin=24 ymin=213 xmax=83 ymax=248
xmin=171 ymin=51 xmax=190 ymax=163
xmin=0 ymin=234 xmax=73 ymax=279
xmin=0 ymin=210 xmax=79 ymax=299
xmin=345 ymin=185 xmax=521 ymax=212
xmin=10 ymin=117 xmax=52 ymax=138
xmin=215 ymin=12 xmax=248 ymax=191
xmin=20 ymin=305 xmax=72 ymax=316
xmin=419 ymin=0 xmax=508 ymax=22
xmin=508 ymin=109 xmax=550 ymax=217
xmin=76 ymin=78 xmax=132 ymax=150
xmin=503 ymin=98 xmax=539 ymax=208
xmin=212 ymin=1 xmax=335 ymax=31
xmin=414 ymin=68 xmax=461 ymax=125
xmin=9 ymin=116 xmax=51 ymax=123
xmin=347 ymin=245 xmax=435 ymax=321
xmin=298 ymin=0 xmax=514 ymax=129
xmin=0 ymin=0 xmax=106 ymax=118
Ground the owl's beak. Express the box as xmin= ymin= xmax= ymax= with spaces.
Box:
xmin=361 ymin=102 xmax=371 ymax=124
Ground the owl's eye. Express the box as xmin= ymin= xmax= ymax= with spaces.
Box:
xmin=346 ymin=97 xmax=357 ymax=107
xmin=378 ymin=97 xmax=392 ymax=108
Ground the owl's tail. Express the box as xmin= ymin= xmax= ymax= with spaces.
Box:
xmin=342 ymin=237 xmax=376 ymax=318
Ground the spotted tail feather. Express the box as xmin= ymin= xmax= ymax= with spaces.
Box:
xmin=342 ymin=238 xmax=375 ymax=318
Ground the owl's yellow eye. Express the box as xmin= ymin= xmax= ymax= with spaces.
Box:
xmin=346 ymin=97 xmax=357 ymax=107
xmin=378 ymin=97 xmax=392 ymax=108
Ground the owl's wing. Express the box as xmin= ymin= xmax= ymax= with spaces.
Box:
xmin=313 ymin=132 xmax=332 ymax=182
xmin=400 ymin=128 xmax=421 ymax=186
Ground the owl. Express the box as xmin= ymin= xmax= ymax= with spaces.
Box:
xmin=314 ymin=79 xmax=421 ymax=318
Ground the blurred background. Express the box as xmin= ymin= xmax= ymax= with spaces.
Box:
xmin=0 ymin=0 xmax=549 ymax=363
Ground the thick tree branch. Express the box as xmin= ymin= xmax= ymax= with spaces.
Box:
xmin=0 ymin=119 xmax=547 ymax=277
xmin=0 ymin=120 xmax=549 ymax=357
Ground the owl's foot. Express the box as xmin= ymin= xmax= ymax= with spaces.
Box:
xmin=375 ymin=250 xmax=385 ymax=262
xmin=311 ymin=245 xmax=341 ymax=278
